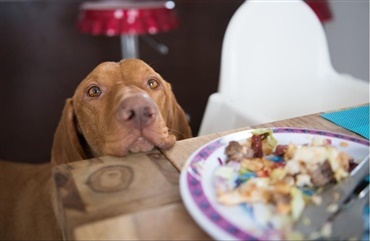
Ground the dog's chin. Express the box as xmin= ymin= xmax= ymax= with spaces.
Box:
xmin=129 ymin=137 xmax=155 ymax=153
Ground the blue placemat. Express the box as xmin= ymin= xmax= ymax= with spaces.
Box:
xmin=320 ymin=105 xmax=370 ymax=140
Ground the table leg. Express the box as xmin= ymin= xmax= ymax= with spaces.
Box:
xmin=120 ymin=34 xmax=139 ymax=59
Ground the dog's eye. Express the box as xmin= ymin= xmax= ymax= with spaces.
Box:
xmin=87 ymin=86 xmax=102 ymax=97
xmin=147 ymin=79 xmax=159 ymax=89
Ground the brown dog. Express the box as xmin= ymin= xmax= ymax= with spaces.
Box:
xmin=52 ymin=58 xmax=192 ymax=165
xmin=0 ymin=59 xmax=192 ymax=240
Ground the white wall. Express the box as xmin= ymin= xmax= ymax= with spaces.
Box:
xmin=324 ymin=0 xmax=369 ymax=82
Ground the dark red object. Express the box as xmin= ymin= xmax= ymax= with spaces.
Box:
xmin=305 ymin=0 xmax=333 ymax=23
xmin=77 ymin=1 xmax=179 ymax=36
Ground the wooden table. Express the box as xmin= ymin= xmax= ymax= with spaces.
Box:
xmin=53 ymin=110 xmax=367 ymax=240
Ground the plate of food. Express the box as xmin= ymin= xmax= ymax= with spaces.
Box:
xmin=180 ymin=128 xmax=369 ymax=240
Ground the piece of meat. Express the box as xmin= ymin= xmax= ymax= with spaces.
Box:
xmin=274 ymin=144 xmax=288 ymax=156
xmin=251 ymin=134 xmax=263 ymax=158
xmin=348 ymin=158 xmax=357 ymax=172
xmin=309 ymin=160 xmax=334 ymax=187
xmin=225 ymin=141 xmax=244 ymax=162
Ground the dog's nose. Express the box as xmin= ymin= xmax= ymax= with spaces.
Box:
xmin=117 ymin=94 xmax=157 ymax=129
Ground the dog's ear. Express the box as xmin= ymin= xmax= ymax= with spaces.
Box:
xmin=166 ymin=91 xmax=193 ymax=140
xmin=51 ymin=98 xmax=87 ymax=165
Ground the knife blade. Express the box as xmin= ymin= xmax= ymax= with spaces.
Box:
xmin=293 ymin=155 xmax=369 ymax=238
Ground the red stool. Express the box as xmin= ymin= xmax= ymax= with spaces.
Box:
xmin=77 ymin=0 xmax=179 ymax=58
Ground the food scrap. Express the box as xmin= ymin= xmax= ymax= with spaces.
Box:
xmin=213 ymin=129 xmax=354 ymax=237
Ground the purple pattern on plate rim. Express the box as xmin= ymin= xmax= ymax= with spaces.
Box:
xmin=188 ymin=139 xmax=224 ymax=180
xmin=185 ymin=128 xmax=369 ymax=240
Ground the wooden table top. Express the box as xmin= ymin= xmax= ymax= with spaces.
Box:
xmin=53 ymin=109 xmax=367 ymax=240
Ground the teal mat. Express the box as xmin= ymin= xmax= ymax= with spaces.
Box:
xmin=320 ymin=105 xmax=370 ymax=140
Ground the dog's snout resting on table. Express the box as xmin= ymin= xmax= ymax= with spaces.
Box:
xmin=52 ymin=58 xmax=192 ymax=165
xmin=0 ymin=59 xmax=192 ymax=240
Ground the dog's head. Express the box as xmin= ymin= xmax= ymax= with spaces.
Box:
xmin=51 ymin=59 xmax=192 ymax=165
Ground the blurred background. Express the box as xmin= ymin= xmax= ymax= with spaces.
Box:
xmin=1 ymin=0 xmax=369 ymax=163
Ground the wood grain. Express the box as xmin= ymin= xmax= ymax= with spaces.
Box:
xmin=74 ymin=202 xmax=211 ymax=240
xmin=53 ymin=150 xmax=184 ymax=240
xmin=162 ymin=133 xmax=220 ymax=171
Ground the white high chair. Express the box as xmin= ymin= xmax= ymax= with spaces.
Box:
xmin=198 ymin=0 xmax=369 ymax=136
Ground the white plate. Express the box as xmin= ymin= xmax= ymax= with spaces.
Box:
xmin=180 ymin=128 xmax=369 ymax=240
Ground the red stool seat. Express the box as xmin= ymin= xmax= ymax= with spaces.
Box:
xmin=77 ymin=0 xmax=179 ymax=36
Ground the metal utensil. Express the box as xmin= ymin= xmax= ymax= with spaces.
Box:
xmin=294 ymin=155 xmax=369 ymax=238
xmin=326 ymin=184 xmax=369 ymax=240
